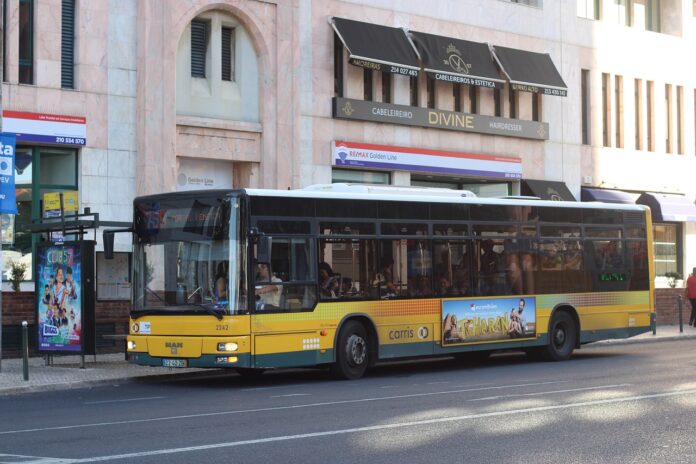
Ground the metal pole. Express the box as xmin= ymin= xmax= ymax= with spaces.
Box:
xmin=651 ymin=312 xmax=656 ymax=335
xmin=22 ymin=320 xmax=29 ymax=381
xmin=678 ymin=295 xmax=684 ymax=333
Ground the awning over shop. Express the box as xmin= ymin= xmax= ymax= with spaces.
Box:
xmin=409 ymin=31 xmax=505 ymax=89
xmin=581 ymin=188 xmax=639 ymax=204
xmin=521 ymin=179 xmax=576 ymax=201
xmin=636 ymin=193 xmax=696 ymax=222
xmin=330 ymin=17 xmax=420 ymax=77
xmin=491 ymin=46 xmax=568 ymax=96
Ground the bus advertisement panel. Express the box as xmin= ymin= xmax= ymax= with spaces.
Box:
xmin=442 ymin=297 xmax=536 ymax=345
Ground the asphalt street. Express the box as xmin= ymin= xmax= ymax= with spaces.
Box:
xmin=1 ymin=340 xmax=695 ymax=464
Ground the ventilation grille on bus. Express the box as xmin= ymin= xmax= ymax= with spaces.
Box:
xmin=624 ymin=212 xmax=644 ymax=224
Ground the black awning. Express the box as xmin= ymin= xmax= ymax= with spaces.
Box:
xmin=637 ymin=193 xmax=696 ymax=222
xmin=521 ymin=180 xmax=576 ymax=201
xmin=581 ymin=188 xmax=639 ymax=204
xmin=492 ymin=46 xmax=568 ymax=96
xmin=331 ymin=17 xmax=420 ymax=77
xmin=409 ymin=31 xmax=504 ymax=89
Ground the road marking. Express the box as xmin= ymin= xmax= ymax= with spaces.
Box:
xmin=240 ymin=383 xmax=312 ymax=392
xmin=270 ymin=394 xmax=310 ymax=398
xmin=468 ymin=384 xmax=632 ymax=401
xmin=0 ymin=380 xmax=564 ymax=435
xmin=25 ymin=387 xmax=696 ymax=463
xmin=83 ymin=396 xmax=165 ymax=405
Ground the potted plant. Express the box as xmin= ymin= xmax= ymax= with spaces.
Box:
xmin=664 ymin=271 xmax=682 ymax=289
xmin=9 ymin=260 xmax=28 ymax=292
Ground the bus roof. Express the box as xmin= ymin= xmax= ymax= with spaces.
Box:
xmin=133 ymin=185 xmax=648 ymax=213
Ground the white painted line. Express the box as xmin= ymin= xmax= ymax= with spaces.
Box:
xmin=468 ymin=384 xmax=632 ymax=402
xmin=270 ymin=394 xmax=311 ymax=398
xmin=83 ymin=396 xmax=165 ymax=405
xmin=35 ymin=387 xmax=696 ymax=463
xmin=0 ymin=380 xmax=565 ymax=436
xmin=240 ymin=383 xmax=312 ymax=392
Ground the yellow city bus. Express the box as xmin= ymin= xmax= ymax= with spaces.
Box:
xmin=114 ymin=184 xmax=655 ymax=379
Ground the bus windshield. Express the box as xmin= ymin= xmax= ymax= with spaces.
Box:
xmin=132 ymin=193 xmax=246 ymax=316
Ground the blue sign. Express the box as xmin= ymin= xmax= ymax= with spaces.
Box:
xmin=0 ymin=133 xmax=17 ymax=214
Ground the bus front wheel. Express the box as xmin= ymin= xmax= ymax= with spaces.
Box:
xmin=543 ymin=311 xmax=577 ymax=361
xmin=331 ymin=321 xmax=369 ymax=380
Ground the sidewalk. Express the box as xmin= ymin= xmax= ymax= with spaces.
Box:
xmin=1 ymin=324 xmax=695 ymax=396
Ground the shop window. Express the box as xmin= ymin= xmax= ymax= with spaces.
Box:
xmin=363 ymin=68 xmax=373 ymax=101
xmin=469 ymin=86 xmax=478 ymax=114
xmin=532 ymin=93 xmax=541 ymax=122
xmin=453 ymin=84 xmax=462 ymax=112
xmin=494 ymin=88 xmax=502 ymax=117
xmin=410 ymin=76 xmax=419 ymax=107
xmin=653 ymin=223 xmax=680 ymax=277
xmin=381 ymin=71 xmax=391 ymax=103
xmin=332 ymin=169 xmax=390 ymax=185
xmin=427 ymin=76 xmax=435 ymax=109
xmin=1 ymin=147 xmax=78 ymax=281
xmin=18 ymin=0 xmax=33 ymax=84
xmin=61 ymin=0 xmax=75 ymax=89
xmin=333 ymin=32 xmax=344 ymax=97
xmin=509 ymin=88 xmax=518 ymax=119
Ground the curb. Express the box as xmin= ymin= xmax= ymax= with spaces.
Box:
xmin=590 ymin=332 xmax=696 ymax=346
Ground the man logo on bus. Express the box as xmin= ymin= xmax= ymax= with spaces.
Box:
xmin=417 ymin=326 xmax=429 ymax=339
xmin=131 ymin=322 xmax=139 ymax=333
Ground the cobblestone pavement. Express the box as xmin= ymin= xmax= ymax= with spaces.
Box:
xmin=1 ymin=324 xmax=695 ymax=396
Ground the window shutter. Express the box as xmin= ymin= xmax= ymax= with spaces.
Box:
xmin=191 ymin=19 xmax=208 ymax=78
xmin=61 ymin=0 xmax=75 ymax=89
xmin=221 ymin=26 xmax=234 ymax=81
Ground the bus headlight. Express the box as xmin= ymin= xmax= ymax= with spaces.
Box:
xmin=127 ymin=340 xmax=137 ymax=350
xmin=218 ymin=342 xmax=238 ymax=352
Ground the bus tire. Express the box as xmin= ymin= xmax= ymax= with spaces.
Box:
xmin=543 ymin=311 xmax=577 ymax=361
xmin=330 ymin=320 xmax=369 ymax=380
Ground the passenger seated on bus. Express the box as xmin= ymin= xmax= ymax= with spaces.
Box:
xmin=255 ymin=263 xmax=282 ymax=310
xmin=409 ymin=275 xmax=432 ymax=297
xmin=479 ymin=240 xmax=502 ymax=295
xmin=374 ymin=257 xmax=398 ymax=297
xmin=436 ymin=275 xmax=452 ymax=296
xmin=318 ymin=261 xmax=339 ymax=299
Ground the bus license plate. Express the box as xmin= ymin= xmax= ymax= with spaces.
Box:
xmin=163 ymin=359 xmax=187 ymax=368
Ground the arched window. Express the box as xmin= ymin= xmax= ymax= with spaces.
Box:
xmin=176 ymin=11 xmax=259 ymax=122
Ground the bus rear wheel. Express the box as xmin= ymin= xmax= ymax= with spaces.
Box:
xmin=543 ymin=311 xmax=577 ymax=361
xmin=330 ymin=321 xmax=370 ymax=380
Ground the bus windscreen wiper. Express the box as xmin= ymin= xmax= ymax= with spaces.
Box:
xmin=189 ymin=304 xmax=224 ymax=320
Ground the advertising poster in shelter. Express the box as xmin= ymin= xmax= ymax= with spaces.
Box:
xmin=36 ymin=243 xmax=82 ymax=352
xmin=442 ymin=297 xmax=536 ymax=345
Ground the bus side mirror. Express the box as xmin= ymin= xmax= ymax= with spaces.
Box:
xmin=103 ymin=231 xmax=115 ymax=260
xmin=257 ymin=236 xmax=272 ymax=264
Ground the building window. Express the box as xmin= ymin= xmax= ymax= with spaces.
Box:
xmin=332 ymin=169 xmax=390 ymax=185
xmin=190 ymin=19 xmax=209 ymax=78
xmin=221 ymin=26 xmax=235 ymax=81
xmin=647 ymin=80 xmax=654 ymax=151
xmin=427 ymin=76 xmax=436 ymax=109
xmin=581 ymin=69 xmax=591 ymax=145
xmin=602 ymin=73 xmax=611 ymax=147
xmin=469 ymin=86 xmax=478 ymax=114
xmin=635 ymin=79 xmax=643 ymax=150
xmin=653 ymin=223 xmax=680 ymax=277
xmin=381 ymin=71 xmax=391 ymax=103
xmin=18 ymin=0 xmax=34 ymax=84
xmin=646 ymin=0 xmax=660 ymax=32
xmin=615 ymin=0 xmax=631 ymax=25
xmin=615 ymin=75 xmax=623 ymax=148
xmin=1 ymin=147 xmax=79 ymax=280
xmin=532 ymin=93 xmax=542 ymax=122
xmin=577 ymin=0 xmax=601 ymax=19
xmin=665 ymin=84 xmax=672 ymax=154
xmin=494 ymin=88 xmax=502 ymax=117
xmin=61 ymin=0 xmax=75 ymax=89
xmin=363 ymin=69 xmax=373 ymax=101
xmin=453 ymin=84 xmax=461 ymax=112
xmin=676 ymin=85 xmax=683 ymax=155
xmin=410 ymin=76 xmax=419 ymax=107
xmin=334 ymin=33 xmax=343 ymax=97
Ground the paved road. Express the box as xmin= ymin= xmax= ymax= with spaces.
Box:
xmin=1 ymin=340 xmax=695 ymax=464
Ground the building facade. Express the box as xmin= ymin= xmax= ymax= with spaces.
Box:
xmin=1 ymin=0 xmax=696 ymax=289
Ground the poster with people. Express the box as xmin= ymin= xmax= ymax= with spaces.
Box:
xmin=36 ymin=244 xmax=82 ymax=352
xmin=442 ymin=297 xmax=536 ymax=345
